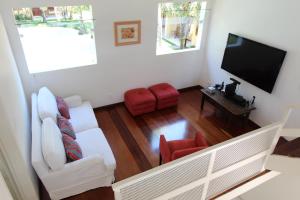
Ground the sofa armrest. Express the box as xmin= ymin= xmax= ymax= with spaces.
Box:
xmin=195 ymin=132 xmax=209 ymax=147
xmin=160 ymin=135 xmax=171 ymax=163
xmin=43 ymin=155 xmax=108 ymax=190
xmin=45 ymin=155 xmax=105 ymax=179
xmin=63 ymin=155 xmax=106 ymax=171
xmin=49 ymin=155 xmax=107 ymax=176
xmin=171 ymin=147 xmax=206 ymax=160
xmin=63 ymin=95 xmax=82 ymax=108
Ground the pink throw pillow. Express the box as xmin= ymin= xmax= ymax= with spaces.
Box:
xmin=57 ymin=115 xmax=76 ymax=139
xmin=56 ymin=96 xmax=70 ymax=119
xmin=62 ymin=134 xmax=82 ymax=162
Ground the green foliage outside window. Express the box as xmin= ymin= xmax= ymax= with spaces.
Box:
xmin=13 ymin=5 xmax=94 ymax=34
xmin=160 ymin=1 xmax=201 ymax=49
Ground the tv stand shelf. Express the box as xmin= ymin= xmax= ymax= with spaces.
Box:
xmin=200 ymin=89 xmax=256 ymax=127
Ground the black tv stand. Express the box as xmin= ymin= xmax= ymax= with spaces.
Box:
xmin=200 ymin=89 xmax=256 ymax=128
xmin=228 ymin=94 xmax=247 ymax=107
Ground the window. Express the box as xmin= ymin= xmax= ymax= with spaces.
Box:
xmin=156 ymin=1 xmax=207 ymax=55
xmin=13 ymin=5 xmax=97 ymax=73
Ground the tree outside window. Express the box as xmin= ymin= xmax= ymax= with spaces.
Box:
xmin=157 ymin=1 xmax=207 ymax=55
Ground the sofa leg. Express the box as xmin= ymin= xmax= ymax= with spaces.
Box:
xmin=159 ymin=154 xmax=162 ymax=165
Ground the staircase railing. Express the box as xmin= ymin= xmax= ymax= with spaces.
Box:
xmin=112 ymin=122 xmax=283 ymax=200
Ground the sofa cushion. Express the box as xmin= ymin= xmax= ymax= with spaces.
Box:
xmin=38 ymin=87 xmax=59 ymax=122
xmin=57 ymin=115 xmax=76 ymax=139
xmin=56 ymin=96 xmax=70 ymax=119
xmin=69 ymin=101 xmax=98 ymax=133
xmin=42 ymin=118 xmax=66 ymax=170
xmin=76 ymin=128 xmax=116 ymax=170
xmin=63 ymin=95 xmax=82 ymax=108
xmin=62 ymin=134 xmax=83 ymax=162
xmin=171 ymin=147 xmax=205 ymax=160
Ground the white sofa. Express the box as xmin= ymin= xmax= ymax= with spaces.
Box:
xmin=31 ymin=88 xmax=116 ymax=200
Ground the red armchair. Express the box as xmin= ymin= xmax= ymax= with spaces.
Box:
xmin=159 ymin=132 xmax=208 ymax=165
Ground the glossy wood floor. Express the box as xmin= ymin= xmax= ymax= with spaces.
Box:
xmin=41 ymin=88 xmax=259 ymax=200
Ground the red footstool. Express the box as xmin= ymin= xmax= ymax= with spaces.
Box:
xmin=124 ymin=88 xmax=156 ymax=116
xmin=149 ymin=83 xmax=180 ymax=110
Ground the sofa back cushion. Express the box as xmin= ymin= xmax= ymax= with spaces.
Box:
xmin=38 ymin=87 xmax=59 ymax=122
xmin=31 ymin=94 xmax=50 ymax=177
xmin=42 ymin=118 xmax=66 ymax=170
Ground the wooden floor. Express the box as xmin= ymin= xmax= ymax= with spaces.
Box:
xmin=41 ymin=88 xmax=259 ymax=200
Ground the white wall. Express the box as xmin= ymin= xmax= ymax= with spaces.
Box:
xmin=241 ymin=173 xmax=300 ymax=200
xmin=0 ymin=0 xmax=213 ymax=108
xmin=0 ymin=15 xmax=39 ymax=200
xmin=0 ymin=171 xmax=14 ymax=200
xmin=200 ymin=0 xmax=300 ymax=126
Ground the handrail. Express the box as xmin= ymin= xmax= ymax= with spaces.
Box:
xmin=213 ymin=170 xmax=280 ymax=200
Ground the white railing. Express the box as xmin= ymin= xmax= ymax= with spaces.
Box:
xmin=112 ymin=122 xmax=283 ymax=200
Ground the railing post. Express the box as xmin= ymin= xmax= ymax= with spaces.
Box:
xmin=264 ymin=107 xmax=293 ymax=167
xmin=201 ymin=151 xmax=216 ymax=200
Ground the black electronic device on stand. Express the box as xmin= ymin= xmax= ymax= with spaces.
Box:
xmin=224 ymin=78 xmax=249 ymax=107
xmin=225 ymin=78 xmax=240 ymax=97
xmin=214 ymin=82 xmax=224 ymax=91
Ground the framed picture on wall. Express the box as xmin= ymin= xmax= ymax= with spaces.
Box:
xmin=114 ymin=20 xmax=141 ymax=46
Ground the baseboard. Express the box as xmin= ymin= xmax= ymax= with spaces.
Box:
xmin=178 ymin=85 xmax=202 ymax=92
xmin=93 ymin=102 xmax=123 ymax=112
xmin=249 ymin=120 xmax=260 ymax=129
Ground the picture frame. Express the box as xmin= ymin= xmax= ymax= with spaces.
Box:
xmin=114 ymin=20 xmax=141 ymax=46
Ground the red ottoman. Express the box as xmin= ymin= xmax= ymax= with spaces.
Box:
xmin=149 ymin=83 xmax=180 ymax=110
xmin=124 ymin=88 xmax=156 ymax=116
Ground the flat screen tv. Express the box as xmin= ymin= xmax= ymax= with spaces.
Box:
xmin=221 ymin=33 xmax=287 ymax=93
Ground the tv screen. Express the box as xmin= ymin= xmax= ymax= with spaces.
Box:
xmin=221 ymin=33 xmax=286 ymax=93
